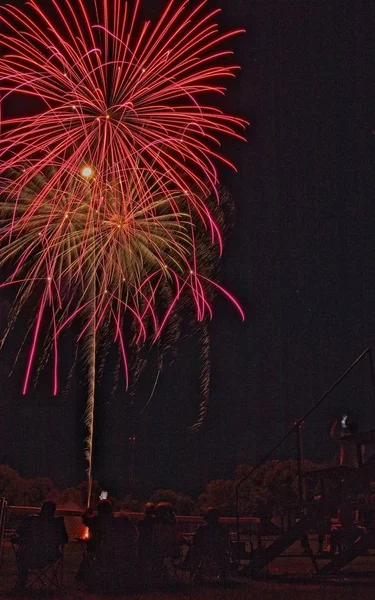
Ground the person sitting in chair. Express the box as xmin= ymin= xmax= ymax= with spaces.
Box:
xmin=13 ymin=500 xmax=68 ymax=591
xmin=100 ymin=511 xmax=139 ymax=589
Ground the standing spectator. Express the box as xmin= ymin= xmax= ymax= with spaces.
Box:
xmin=76 ymin=499 xmax=114 ymax=581
xmin=153 ymin=502 xmax=181 ymax=578
xmin=357 ymin=494 xmax=373 ymax=529
xmin=188 ymin=507 xmax=229 ymax=580
xmin=328 ymin=499 xmax=366 ymax=554
xmin=330 ymin=415 xmax=361 ymax=468
xmin=138 ymin=503 xmax=156 ymax=560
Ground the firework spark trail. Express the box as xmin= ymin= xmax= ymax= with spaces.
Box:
xmin=189 ymin=321 xmax=211 ymax=434
xmin=0 ymin=0 xmax=247 ymax=230
xmin=84 ymin=282 xmax=97 ymax=508
xmin=0 ymin=0 xmax=246 ymax=502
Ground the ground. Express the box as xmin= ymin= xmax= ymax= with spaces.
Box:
xmin=1 ymin=540 xmax=374 ymax=599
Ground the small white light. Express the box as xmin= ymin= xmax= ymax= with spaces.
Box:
xmin=47 ymin=277 xmax=52 ymax=282
xmin=106 ymin=114 xmax=110 ymax=119
xmin=142 ymin=68 xmax=146 ymax=73
xmin=81 ymin=166 xmax=93 ymax=178
xmin=190 ymin=270 xmax=193 ymax=274
xmin=72 ymin=105 xmax=76 ymax=110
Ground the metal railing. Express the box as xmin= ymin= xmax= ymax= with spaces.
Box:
xmin=4 ymin=505 xmax=261 ymax=550
xmin=235 ymin=347 xmax=375 ymax=540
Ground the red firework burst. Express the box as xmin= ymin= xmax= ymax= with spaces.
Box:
xmin=0 ymin=0 xmax=246 ymax=497
xmin=0 ymin=0 xmax=247 ymax=239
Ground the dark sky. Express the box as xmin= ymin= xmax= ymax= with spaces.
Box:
xmin=1 ymin=0 xmax=374 ymax=499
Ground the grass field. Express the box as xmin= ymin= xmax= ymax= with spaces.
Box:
xmin=1 ymin=540 xmax=374 ymax=600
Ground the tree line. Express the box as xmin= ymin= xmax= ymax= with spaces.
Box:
xmin=0 ymin=459 xmax=326 ymax=517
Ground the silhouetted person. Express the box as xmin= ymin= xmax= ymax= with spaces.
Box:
xmin=13 ymin=501 xmax=68 ymax=590
xmin=330 ymin=416 xmax=361 ymax=468
xmin=310 ymin=494 xmax=333 ymax=554
xmin=137 ymin=503 xmax=157 ymax=584
xmin=76 ymin=499 xmax=114 ymax=581
xmin=189 ymin=507 xmax=229 ymax=579
xmin=328 ymin=499 xmax=366 ymax=554
xmin=100 ymin=511 xmax=139 ymax=589
xmin=357 ymin=494 xmax=373 ymax=528
xmin=154 ymin=502 xmax=177 ymax=525
xmin=138 ymin=502 xmax=156 ymax=559
xmin=153 ymin=502 xmax=181 ymax=579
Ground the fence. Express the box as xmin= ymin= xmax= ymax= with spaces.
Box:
xmin=3 ymin=505 xmax=261 ymax=554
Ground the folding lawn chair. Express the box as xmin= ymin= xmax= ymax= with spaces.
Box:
xmin=13 ymin=542 xmax=64 ymax=591
xmin=12 ymin=515 xmax=66 ymax=592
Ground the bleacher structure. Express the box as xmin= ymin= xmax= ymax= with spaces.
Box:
xmin=249 ymin=463 xmax=375 ymax=576
xmin=236 ymin=347 xmax=375 ymax=577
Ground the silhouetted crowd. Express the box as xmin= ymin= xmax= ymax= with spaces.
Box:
xmin=76 ymin=500 xmax=230 ymax=588
xmin=12 ymin=500 xmax=230 ymax=591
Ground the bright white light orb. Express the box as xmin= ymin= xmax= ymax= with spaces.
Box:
xmin=81 ymin=166 xmax=93 ymax=178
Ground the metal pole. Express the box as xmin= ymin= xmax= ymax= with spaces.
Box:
xmin=236 ymin=486 xmax=240 ymax=542
xmin=295 ymin=422 xmax=305 ymax=510
xmin=129 ymin=433 xmax=136 ymax=495
xmin=368 ymin=347 xmax=375 ymax=406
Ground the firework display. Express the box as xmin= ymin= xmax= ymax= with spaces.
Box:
xmin=0 ymin=0 xmax=246 ymax=500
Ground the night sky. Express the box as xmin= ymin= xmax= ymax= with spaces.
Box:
xmin=1 ymin=0 xmax=374 ymax=499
